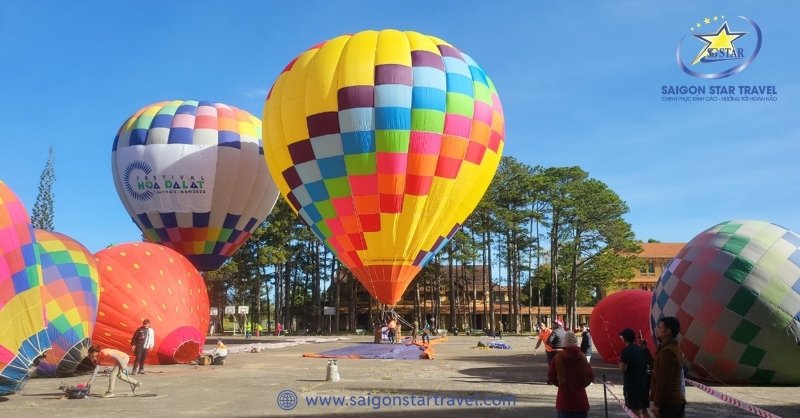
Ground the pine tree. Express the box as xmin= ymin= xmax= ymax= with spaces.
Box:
xmin=31 ymin=147 xmax=56 ymax=231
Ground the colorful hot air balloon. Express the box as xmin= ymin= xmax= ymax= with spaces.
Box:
xmin=33 ymin=230 xmax=99 ymax=377
xmin=589 ymin=290 xmax=654 ymax=364
xmin=112 ymin=100 xmax=280 ymax=271
xmin=92 ymin=242 xmax=209 ymax=364
xmin=263 ymin=30 xmax=504 ymax=305
xmin=0 ymin=181 xmax=50 ymax=394
xmin=652 ymin=220 xmax=800 ymax=384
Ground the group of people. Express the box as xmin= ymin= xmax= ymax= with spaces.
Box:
xmin=539 ymin=317 xmax=686 ymax=418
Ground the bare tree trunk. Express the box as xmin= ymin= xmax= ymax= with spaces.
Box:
xmin=550 ymin=209 xmax=560 ymax=325
xmin=334 ymin=260 xmax=340 ymax=332
xmin=488 ymin=230 xmax=495 ymax=334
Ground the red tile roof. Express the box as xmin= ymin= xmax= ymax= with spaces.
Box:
xmin=639 ymin=243 xmax=686 ymax=258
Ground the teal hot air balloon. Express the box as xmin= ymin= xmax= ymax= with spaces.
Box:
xmin=33 ymin=230 xmax=100 ymax=377
xmin=111 ymin=100 xmax=280 ymax=271
xmin=0 ymin=181 xmax=51 ymax=394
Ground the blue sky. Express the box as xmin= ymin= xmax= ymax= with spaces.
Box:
xmin=1 ymin=1 xmax=797 ymax=253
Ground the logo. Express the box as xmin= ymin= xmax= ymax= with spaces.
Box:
xmin=277 ymin=390 xmax=298 ymax=410
xmin=121 ymin=160 xmax=208 ymax=201
xmin=676 ymin=15 xmax=762 ymax=79
xmin=123 ymin=160 xmax=154 ymax=201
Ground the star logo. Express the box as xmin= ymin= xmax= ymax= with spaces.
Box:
xmin=691 ymin=22 xmax=747 ymax=65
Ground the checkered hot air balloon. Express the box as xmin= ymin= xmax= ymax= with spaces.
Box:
xmin=263 ymin=30 xmax=505 ymax=305
xmin=92 ymin=243 xmax=209 ymax=364
xmin=112 ymin=100 xmax=280 ymax=271
xmin=0 ymin=181 xmax=50 ymax=394
xmin=33 ymin=230 xmax=99 ymax=378
xmin=651 ymin=220 xmax=800 ymax=384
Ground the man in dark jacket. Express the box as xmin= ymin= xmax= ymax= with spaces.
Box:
xmin=579 ymin=324 xmax=593 ymax=362
xmin=651 ymin=316 xmax=686 ymax=418
xmin=130 ymin=319 xmax=154 ymax=374
xmin=546 ymin=319 xmax=566 ymax=363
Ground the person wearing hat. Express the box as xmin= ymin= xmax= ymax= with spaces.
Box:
xmin=547 ymin=332 xmax=594 ymax=417
xmin=546 ymin=319 xmax=567 ymax=363
xmin=619 ymin=328 xmax=652 ymax=418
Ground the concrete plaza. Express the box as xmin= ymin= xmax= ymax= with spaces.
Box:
xmin=1 ymin=335 xmax=798 ymax=417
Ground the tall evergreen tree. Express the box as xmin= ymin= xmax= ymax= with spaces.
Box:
xmin=31 ymin=147 xmax=56 ymax=231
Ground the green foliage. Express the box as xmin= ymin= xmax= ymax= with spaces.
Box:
xmin=31 ymin=147 xmax=55 ymax=231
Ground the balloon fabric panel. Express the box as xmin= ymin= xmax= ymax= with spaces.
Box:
xmin=33 ymin=230 xmax=99 ymax=377
xmin=263 ymin=30 xmax=504 ymax=304
xmin=0 ymin=181 xmax=50 ymax=394
xmin=651 ymin=220 xmax=800 ymax=384
xmin=112 ymin=100 xmax=279 ymax=271
xmin=92 ymin=243 xmax=209 ymax=364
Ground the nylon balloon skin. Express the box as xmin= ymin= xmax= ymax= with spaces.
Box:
xmin=112 ymin=100 xmax=279 ymax=271
xmin=589 ymin=290 xmax=654 ymax=364
xmin=33 ymin=230 xmax=99 ymax=377
xmin=263 ymin=30 xmax=504 ymax=304
xmin=652 ymin=220 xmax=800 ymax=384
xmin=0 ymin=181 xmax=50 ymax=394
xmin=92 ymin=243 xmax=209 ymax=364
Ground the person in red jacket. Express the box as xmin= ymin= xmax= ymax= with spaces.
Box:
xmin=547 ymin=332 xmax=594 ymax=418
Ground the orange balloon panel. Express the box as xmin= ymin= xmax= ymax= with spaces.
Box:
xmin=92 ymin=243 xmax=209 ymax=364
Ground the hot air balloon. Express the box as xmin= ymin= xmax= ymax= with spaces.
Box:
xmin=0 ymin=181 xmax=50 ymax=394
xmin=92 ymin=242 xmax=209 ymax=364
xmin=263 ymin=30 xmax=504 ymax=305
xmin=112 ymin=100 xmax=280 ymax=271
xmin=589 ymin=290 xmax=654 ymax=364
xmin=651 ymin=220 xmax=800 ymax=384
xmin=33 ymin=230 xmax=99 ymax=377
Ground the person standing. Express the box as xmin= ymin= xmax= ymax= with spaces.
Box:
xmin=579 ymin=324 xmax=593 ymax=362
xmin=86 ymin=345 xmax=141 ymax=398
xmin=619 ymin=328 xmax=651 ymax=418
xmin=411 ymin=320 xmax=419 ymax=344
xmin=534 ymin=321 xmax=553 ymax=358
xmin=650 ymin=317 xmax=686 ymax=418
xmin=421 ymin=320 xmax=431 ymax=344
xmin=546 ymin=319 xmax=567 ymax=363
xmin=131 ymin=319 xmax=154 ymax=375
xmin=547 ymin=332 xmax=594 ymax=418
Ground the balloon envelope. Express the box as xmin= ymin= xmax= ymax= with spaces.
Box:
xmin=263 ymin=30 xmax=505 ymax=304
xmin=0 ymin=181 xmax=50 ymax=394
xmin=589 ymin=290 xmax=654 ymax=364
xmin=112 ymin=100 xmax=280 ymax=271
xmin=651 ymin=220 xmax=800 ymax=384
xmin=92 ymin=243 xmax=209 ymax=364
xmin=33 ymin=230 xmax=99 ymax=377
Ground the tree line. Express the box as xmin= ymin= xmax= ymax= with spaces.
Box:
xmin=204 ymin=156 xmax=643 ymax=334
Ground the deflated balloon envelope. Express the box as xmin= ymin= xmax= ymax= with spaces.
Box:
xmin=92 ymin=242 xmax=209 ymax=364
xmin=112 ymin=100 xmax=280 ymax=271
xmin=33 ymin=230 xmax=99 ymax=377
xmin=0 ymin=181 xmax=50 ymax=394
xmin=263 ymin=30 xmax=505 ymax=305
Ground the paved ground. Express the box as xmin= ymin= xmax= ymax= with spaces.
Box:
xmin=1 ymin=335 xmax=798 ymax=417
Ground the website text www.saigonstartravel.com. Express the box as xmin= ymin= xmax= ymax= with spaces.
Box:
xmin=276 ymin=390 xmax=517 ymax=411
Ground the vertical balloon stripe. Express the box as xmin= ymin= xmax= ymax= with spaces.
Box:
xmin=34 ymin=230 xmax=99 ymax=377
xmin=264 ymin=30 xmax=504 ymax=304
xmin=0 ymin=181 xmax=50 ymax=394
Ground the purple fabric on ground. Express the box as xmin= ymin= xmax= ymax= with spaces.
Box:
xmin=316 ymin=343 xmax=424 ymax=360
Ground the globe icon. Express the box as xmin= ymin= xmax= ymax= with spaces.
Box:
xmin=277 ymin=390 xmax=298 ymax=410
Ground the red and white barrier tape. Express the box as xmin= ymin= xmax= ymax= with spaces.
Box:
xmin=602 ymin=381 xmax=639 ymax=418
xmin=685 ymin=378 xmax=781 ymax=418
